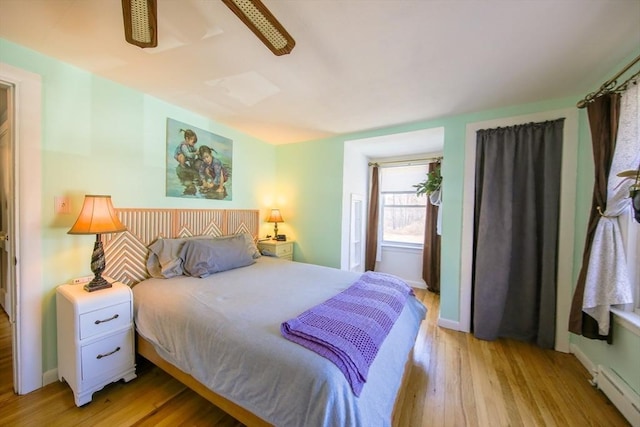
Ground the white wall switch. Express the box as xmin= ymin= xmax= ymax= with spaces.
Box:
xmin=55 ymin=196 xmax=71 ymax=214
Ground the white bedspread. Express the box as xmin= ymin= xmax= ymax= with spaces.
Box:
xmin=133 ymin=257 xmax=427 ymax=426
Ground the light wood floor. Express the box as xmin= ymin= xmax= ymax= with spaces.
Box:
xmin=0 ymin=292 xmax=629 ymax=426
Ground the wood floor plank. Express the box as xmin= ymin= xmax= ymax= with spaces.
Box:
xmin=0 ymin=291 xmax=631 ymax=427
xmin=451 ymin=331 xmax=475 ymax=427
xmin=133 ymin=388 xmax=242 ymax=427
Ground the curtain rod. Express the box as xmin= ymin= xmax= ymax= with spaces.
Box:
xmin=576 ymin=54 xmax=640 ymax=108
xmin=368 ymin=156 xmax=442 ymax=167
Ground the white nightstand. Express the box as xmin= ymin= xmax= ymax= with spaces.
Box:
xmin=56 ymin=280 xmax=136 ymax=406
xmin=257 ymin=240 xmax=294 ymax=260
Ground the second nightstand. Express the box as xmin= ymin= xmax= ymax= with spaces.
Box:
xmin=257 ymin=240 xmax=294 ymax=260
xmin=56 ymin=280 xmax=136 ymax=406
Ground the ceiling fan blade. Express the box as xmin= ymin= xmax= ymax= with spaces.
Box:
xmin=221 ymin=0 xmax=295 ymax=56
xmin=122 ymin=0 xmax=158 ymax=48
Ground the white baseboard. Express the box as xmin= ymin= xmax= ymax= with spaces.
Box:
xmin=569 ymin=342 xmax=598 ymax=381
xmin=407 ymin=280 xmax=426 ymax=289
xmin=437 ymin=316 xmax=463 ymax=331
xmin=42 ymin=368 xmax=58 ymax=386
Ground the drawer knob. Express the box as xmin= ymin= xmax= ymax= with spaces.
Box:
xmin=96 ymin=346 xmax=121 ymax=359
xmin=94 ymin=314 xmax=119 ymax=325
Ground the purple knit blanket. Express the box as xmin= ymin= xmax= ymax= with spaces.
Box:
xmin=281 ymin=271 xmax=415 ymax=396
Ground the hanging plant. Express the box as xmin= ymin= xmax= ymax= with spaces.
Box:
xmin=617 ymin=168 xmax=640 ymax=223
xmin=414 ymin=165 xmax=442 ymax=196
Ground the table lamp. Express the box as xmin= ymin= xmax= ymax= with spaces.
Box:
xmin=68 ymin=195 xmax=127 ymax=292
xmin=267 ymin=209 xmax=284 ymax=239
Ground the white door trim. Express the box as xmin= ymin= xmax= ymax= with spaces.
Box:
xmin=349 ymin=193 xmax=364 ymax=272
xmin=0 ymin=62 xmax=44 ymax=393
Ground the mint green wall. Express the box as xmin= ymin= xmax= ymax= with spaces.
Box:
xmin=1 ymin=39 xmax=277 ymax=372
xmin=274 ymin=138 xmax=345 ymax=266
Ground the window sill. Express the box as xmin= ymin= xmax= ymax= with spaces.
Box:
xmin=611 ymin=308 xmax=640 ymax=337
xmin=380 ymin=242 xmax=423 ymax=251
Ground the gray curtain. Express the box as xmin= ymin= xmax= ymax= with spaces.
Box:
xmin=473 ymin=119 xmax=564 ymax=349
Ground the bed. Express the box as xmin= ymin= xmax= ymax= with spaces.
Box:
xmin=103 ymin=208 xmax=426 ymax=426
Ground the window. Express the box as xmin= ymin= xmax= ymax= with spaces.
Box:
xmin=381 ymin=192 xmax=426 ymax=244
xmin=379 ymin=165 xmax=428 ymax=246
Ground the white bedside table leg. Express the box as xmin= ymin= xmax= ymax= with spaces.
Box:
xmin=122 ymin=370 xmax=137 ymax=382
xmin=75 ymin=391 xmax=93 ymax=407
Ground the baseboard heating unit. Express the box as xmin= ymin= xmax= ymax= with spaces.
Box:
xmin=596 ymin=365 xmax=640 ymax=427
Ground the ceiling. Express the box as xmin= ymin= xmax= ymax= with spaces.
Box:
xmin=1 ymin=1 xmax=639 ymax=145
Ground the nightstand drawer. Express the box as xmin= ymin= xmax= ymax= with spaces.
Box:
xmin=257 ymin=240 xmax=294 ymax=261
xmin=79 ymin=302 xmax=131 ymax=340
xmin=275 ymin=244 xmax=292 ymax=257
xmin=81 ymin=329 xmax=134 ymax=381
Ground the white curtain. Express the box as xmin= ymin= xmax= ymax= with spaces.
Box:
xmin=429 ymin=187 xmax=443 ymax=235
xmin=583 ymin=81 xmax=640 ymax=335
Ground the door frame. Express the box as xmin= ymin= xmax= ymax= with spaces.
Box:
xmin=459 ymin=108 xmax=578 ymax=353
xmin=348 ymin=193 xmax=365 ymax=272
xmin=0 ymin=62 xmax=44 ymax=394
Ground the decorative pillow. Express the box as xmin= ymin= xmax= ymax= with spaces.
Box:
xmin=181 ymin=235 xmax=256 ymax=278
xmin=146 ymin=238 xmax=189 ymax=279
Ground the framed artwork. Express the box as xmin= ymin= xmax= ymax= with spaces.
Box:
xmin=166 ymin=118 xmax=233 ymax=200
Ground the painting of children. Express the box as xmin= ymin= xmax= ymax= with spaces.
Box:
xmin=166 ymin=118 xmax=233 ymax=200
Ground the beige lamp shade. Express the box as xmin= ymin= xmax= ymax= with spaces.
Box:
xmin=68 ymin=195 xmax=126 ymax=235
xmin=267 ymin=209 xmax=284 ymax=224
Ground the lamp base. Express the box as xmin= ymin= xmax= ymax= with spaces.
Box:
xmin=84 ymin=276 xmax=112 ymax=292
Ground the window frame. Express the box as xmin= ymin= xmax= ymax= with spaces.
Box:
xmin=619 ymin=204 xmax=640 ymax=315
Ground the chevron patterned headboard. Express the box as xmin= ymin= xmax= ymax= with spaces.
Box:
xmin=103 ymin=208 xmax=260 ymax=286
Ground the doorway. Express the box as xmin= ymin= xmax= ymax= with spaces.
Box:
xmin=0 ymin=83 xmax=15 ymax=393
xmin=460 ymin=109 xmax=578 ymax=352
